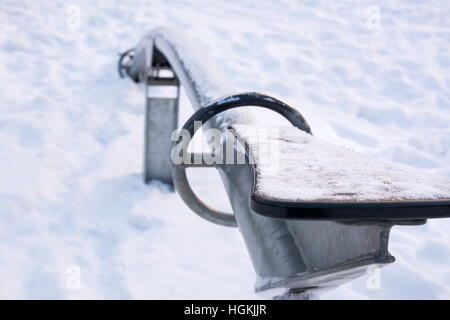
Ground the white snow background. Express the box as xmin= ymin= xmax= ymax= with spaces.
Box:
xmin=1 ymin=0 xmax=450 ymax=299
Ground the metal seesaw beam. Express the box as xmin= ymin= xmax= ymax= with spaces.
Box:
xmin=119 ymin=27 xmax=406 ymax=299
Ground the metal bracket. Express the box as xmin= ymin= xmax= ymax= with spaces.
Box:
xmin=143 ymin=63 xmax=180 ymax=186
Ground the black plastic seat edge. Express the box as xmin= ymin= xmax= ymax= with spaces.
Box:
xmin=250 ymin=196 xmax=450 ymax=221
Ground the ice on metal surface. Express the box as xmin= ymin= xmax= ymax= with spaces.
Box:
xmin=148 ymin=27 xmax=254 ymax=129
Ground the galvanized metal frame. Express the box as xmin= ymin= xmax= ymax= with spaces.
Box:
xmin=119 ymin=28 xmax=415 ymax=299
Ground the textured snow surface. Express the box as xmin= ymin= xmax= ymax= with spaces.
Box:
xmin=234 ymin=125 xmax=450 ymax=202
xmin=1 ymin=0 xmax=450 ymax=299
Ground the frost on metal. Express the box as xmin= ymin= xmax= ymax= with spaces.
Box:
xmin=233 ymin=125 xmax=450 ymax=202
xmin=148 ymin=27 xmax=253 ymax=129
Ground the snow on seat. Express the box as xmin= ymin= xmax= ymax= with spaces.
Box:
xmin=232 ymin=125 xmax=450 ymax=221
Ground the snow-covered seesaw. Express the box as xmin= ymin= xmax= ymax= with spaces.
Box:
xmin=118 ymin=27 xmax=450 ymax=299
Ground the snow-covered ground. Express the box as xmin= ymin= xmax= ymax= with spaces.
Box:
xmin=1 ymin=0 xmax=450 ymax=299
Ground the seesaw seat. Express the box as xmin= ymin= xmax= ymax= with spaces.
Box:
xmin=232 ymin=125 xmax=450 ymax=221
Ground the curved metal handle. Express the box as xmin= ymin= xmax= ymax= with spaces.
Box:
xmin=171 ymin=92 xmax=312 ymax=227
xmin=171 ymin=154 xmax=238 ymax=227
xmin=118 ymin=48 xmax=136 ymax=78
